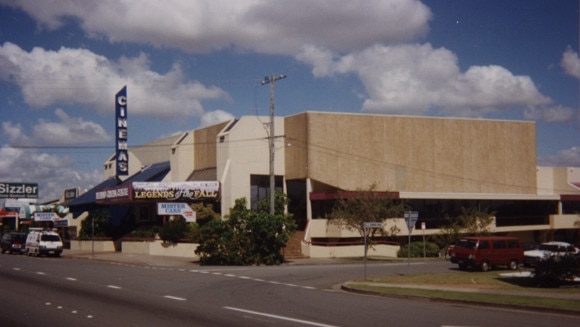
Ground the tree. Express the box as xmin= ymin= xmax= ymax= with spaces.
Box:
xmin=79 ymin=209 xmax=112 ymax=239
xmin=158 ymin=216 xmax=188 ymax=243
xmin=434 ymin=205 xmax=495 ymax=251
xmin=189 ymin=202 xmax=220 ymax=226
xmin=195 ymin=192 xmax=296 ymax=265
xmin=328 ymin=184 xmax=408 ymax=252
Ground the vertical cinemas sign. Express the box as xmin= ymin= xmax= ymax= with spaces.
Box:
xmin=116 ymin=86 xmax=128 ymax=176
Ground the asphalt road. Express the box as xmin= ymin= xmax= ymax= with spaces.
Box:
xmin=0 ymin=254 xmax=578 ymax=326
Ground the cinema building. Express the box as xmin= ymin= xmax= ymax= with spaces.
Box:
xmin=69 ymin=112 xmax=580 ymax=258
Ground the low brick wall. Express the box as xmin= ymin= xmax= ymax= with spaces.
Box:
xmin=122 ymin=240 xmax=199 ymax=259
xmin=303 ymin=243 xmax=400 ymax=258
xmin=70 ymin=240 xmax=116 ymax=252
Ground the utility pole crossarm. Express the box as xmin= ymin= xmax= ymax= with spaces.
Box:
xmin=261 ymin=74 xmax=286 ymax=215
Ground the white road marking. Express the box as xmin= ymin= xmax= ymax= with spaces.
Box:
xmin=107 ymin=285 xmax=122 ymax=289
xmin=66 ymin=277 xmax=77 ymax=281
xmin=224 ymin=306 xmax=340 ymax=327
xmin=164 ymin=295 xmax=187 ymax=301
xmin=36 ymin=271 xmax=46 ymax=275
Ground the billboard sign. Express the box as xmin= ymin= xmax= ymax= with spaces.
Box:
xmin=133 ymin=181 xmax=220 ymax=201
xmin=0 ymin=182 xmax=38 ymax=199
xmin=34 ymin=212 xmax=59 ymax=221
xmin=157 ymin=202 xmax=196 ymax=222
xmin=95 ymin=185 xmax=131 ymax=203
xmin=63 ymin=187 xmax=79 ymax=201
xmin=116 ymin=86 xmax=128 ymax=176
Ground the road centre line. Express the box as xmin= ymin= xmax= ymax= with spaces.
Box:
xmin=187 ymin=268 xmax=319 ymax=291
xmin=66 ymin=277 xmax=77 ymax=281
xmin=224 ymin=306 xmax=340 ymax=327
xmin=164 ymin=295 xmax=187 ymax=301
xmin=107 ymin=285 xmax=122 ymax=289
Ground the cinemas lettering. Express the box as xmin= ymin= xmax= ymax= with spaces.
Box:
xmin=116 ymin=86 xmax=128 ymax=176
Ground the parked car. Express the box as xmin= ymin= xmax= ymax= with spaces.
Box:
xmin=449 ymin=236 xmax=524 ymax=271
xmin=523 ymin=241 xmax=578 ymax=267
xmin=25 ymin=229 xmax=63 ymax=257
xmin=1 ymin=232 xmax=27 ymax=254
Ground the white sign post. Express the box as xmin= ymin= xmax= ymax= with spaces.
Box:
xmin=363 ymin=222 xmax=383 ymax=280
xmin=404 ymin=211 xmax=419 ymax=274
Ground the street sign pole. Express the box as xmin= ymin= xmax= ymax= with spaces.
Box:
xmin=404 ymin=211 xmax=419 ymax=274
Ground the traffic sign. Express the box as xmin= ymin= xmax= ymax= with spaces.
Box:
xmin=363 ymin=222 xmax=383 ymax=229
xmin=404 ymin=211 xmax=419 ymax=232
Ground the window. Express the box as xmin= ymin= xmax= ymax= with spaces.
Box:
xmin=477 ymin=241 xmax=489 ymax=249
xmin=507 ymin=240 xmax=520 ymax=248
xmin=492 ymin=240 xmax=506 ymax=249
xmin=250 ymin=175 xmax=283 ymax=210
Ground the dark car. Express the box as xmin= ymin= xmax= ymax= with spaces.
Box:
xmin=1 ymin=232 xmax=27 ymax=254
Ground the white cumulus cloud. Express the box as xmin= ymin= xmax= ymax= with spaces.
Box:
xmin=0 ymin=42 xmax=230 ymax=118
xmin=0 ymin=0 xmax=432 ymax=55
xmin=561 ymin=47 xmax=580 ymax=79
xmin=200 ymin=110 xmax=235 ymax=127
xmin=298 ymin=43 xmax=553 ymax=117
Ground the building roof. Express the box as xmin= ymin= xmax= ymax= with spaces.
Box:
xmin=123 ymin=161 xmax=170 ymax=184
xmin=67 ymin=176 xmax=120 ymax=207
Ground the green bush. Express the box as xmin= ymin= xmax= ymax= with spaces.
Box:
xmin=195 ymin=194 xmax=296 ymax=265
xmin=79 ymin=209 xmax=112 ymax=239
xmin=128 ymin=225 xmax=159 ymax=239
xmin=534 ymin=254 xmax=580 ymax=287
xmin=158 ymin=217 xmax=188 ymax=243
xmin=397 ymin=241 xmax=440 ymax=258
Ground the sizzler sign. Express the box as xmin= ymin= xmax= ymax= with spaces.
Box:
xmin=0 ymin=182 xmax=38 ymax=198
xmin=116 ymin=86 xmax=128 ymax=176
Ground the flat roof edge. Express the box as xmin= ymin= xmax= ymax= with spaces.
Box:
xmin=399 ymin=192 xmax=560 ymax=200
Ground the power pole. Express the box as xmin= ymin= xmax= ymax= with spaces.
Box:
xmin=261 ymin=74 xmax=286 ymax=215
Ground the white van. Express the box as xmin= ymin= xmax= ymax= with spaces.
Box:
xmin=25 ymin=228 xmax=63 ymax=257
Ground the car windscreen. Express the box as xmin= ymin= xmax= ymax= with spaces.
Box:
xmin=538 ymin=244 xmax=561 ymax=252
xmin=13 ymin=234 xmax=26 ymax=241
xmin=41 ymin=235 xmax=61 ymax=242
xmin=455 ymin=239 xmax=477 ymax=249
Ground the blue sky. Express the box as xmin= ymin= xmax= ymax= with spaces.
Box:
xmin=0 ymin=0 xmax=579 ymax=202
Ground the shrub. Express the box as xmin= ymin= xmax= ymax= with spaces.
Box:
xmin=195 ymin=194 xmax=296 ymax=265
xmin=397 ymin=241 xmax=440 ymax=258
xmin=533 ymin=254 xmax=580 ymax=287
xmin=158 ymin=217 xmax=188 ymax=243
xmin=79 ymin=209 xmax=112 ymax=239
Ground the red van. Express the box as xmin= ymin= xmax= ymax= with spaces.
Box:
xmin=449 ymin=236 xmax=524 ymax=271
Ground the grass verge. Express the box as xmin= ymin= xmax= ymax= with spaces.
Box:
xmin=344 ymin=270 xmax=580 ymax=314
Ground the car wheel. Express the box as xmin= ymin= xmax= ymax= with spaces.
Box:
xmin=480 ymin=260 xmax=491 ymax=272
xmin=508 ymin=260 xmax=518 ymax=270
xmin=458 ymin=263 xmax=467 ymax=270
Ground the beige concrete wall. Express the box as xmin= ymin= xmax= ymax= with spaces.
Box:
xmin=303 ymin=243 xmax=400 ymax=258
xmin=217 ymin=116 xmax=286 ymax=213
xmin=169 ymin=132 xmax=194 ymax=182
xmin=537 ymin=166 xmax=580 ymax=196
xmin=286 ymin=112 xmax=536 ymax=194
xmin=122 ymin=240 xmax=199 ymax=259
xmin=70 ymin=240 xmax=116 ymax=252
xmin=194 ymin=121 xmax=230 ymax=171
